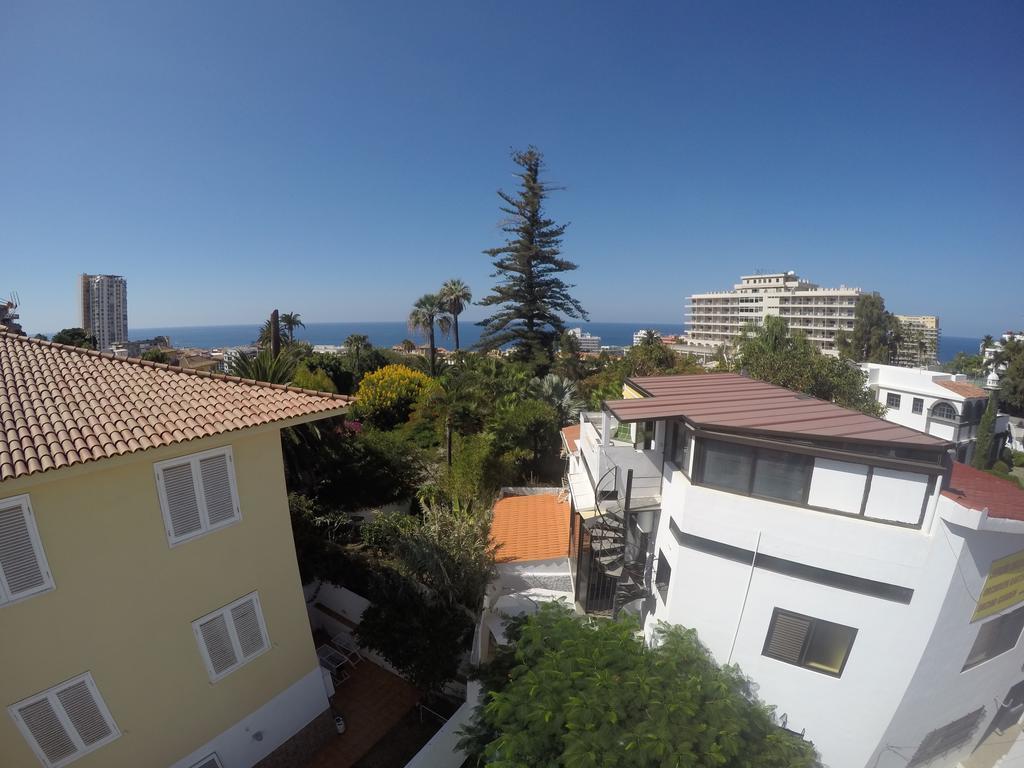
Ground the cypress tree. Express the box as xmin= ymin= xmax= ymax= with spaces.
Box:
xmin=972 ymin=394 xmax=998 ymax=469
xmin=477 ymin=147 xmax=588 ymax=368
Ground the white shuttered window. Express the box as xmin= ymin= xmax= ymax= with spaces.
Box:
xmin=154 ymin=447 xmax=241 ymax=546
xmin=193 ymin=592 xmax=270 ymax=682
xmin=8 ymin=672 xmax=120 ymax=768
xmin=0 ymin=495 xmax=55 ymax=606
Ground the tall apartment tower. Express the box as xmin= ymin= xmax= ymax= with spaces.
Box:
xmin=894 ymin=315 xmax=940 ymax=368
xmin=683 ymin=271 xmax=861 ymax=356
xmin=79 ymin=274 xmax=128 ymax=350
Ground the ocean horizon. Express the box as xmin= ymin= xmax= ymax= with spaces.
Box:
xmin=127 ymin=321 xmax=982 ymax=364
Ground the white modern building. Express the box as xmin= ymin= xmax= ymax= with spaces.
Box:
xmin=682 ymin=271 xmax=860 ymax=356
xmin=567 ymin=326 xmax=602 ymax=353
xmin=894 ymin=315 xmax=940 ymax=368
xmin=79 ymin=273 xmax=128 ymax=351
xmin=564 ymin=372 xmax=1024 ymax=768
xmin=862 ymin=363 xmax=996 ymax=463
xmin=983 ymin=331 xmax=1024 ymax=371
xmin=633 ymin=329 xmax=661 ymax=346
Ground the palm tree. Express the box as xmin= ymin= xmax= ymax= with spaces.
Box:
xmin=400 ymin=338 xmax=416 ymax=353
xmin=228 ymin=347 xmax=298 ymax=384
xmin=530 ymin=374 xmax=586 ymax=427
xmin=344 ymin=333 xmax=371 ymax=373
xmin=438 ymin=279 xmax=472 ymax=351
xmin=280 ymin=312 xmax=305 ymax=343
xmin=982 ymin=335 xmax=995 ymax=351
xmin=639 ymin=329 xmax=661 ymax=347
xmin=409 ymin=293 xmax=443 ymax=375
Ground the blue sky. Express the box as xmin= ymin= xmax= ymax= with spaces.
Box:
xmin=1 ymin=2 xmax=1021 ymax=338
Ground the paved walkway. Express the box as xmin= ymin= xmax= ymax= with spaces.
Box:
xmin=308 ymin=661 xmax=421 ymax=768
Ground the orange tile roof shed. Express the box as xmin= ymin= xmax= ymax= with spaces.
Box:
xmin=491 ymin=493 xmax=570 ymax=562
xmin=0 ymin=332 xmax=351 ymax=482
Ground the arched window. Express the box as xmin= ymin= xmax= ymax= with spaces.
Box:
xmin=932 ymin=402 xmax=958 ymax=422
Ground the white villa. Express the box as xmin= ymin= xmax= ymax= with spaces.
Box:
xmin=564 ymin=373 xmax=1024 ymax=768
xmin=862 ymin=363 xmax=1003 ymax=464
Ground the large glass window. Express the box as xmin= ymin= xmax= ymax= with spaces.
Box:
xmin=963 ymin=605 xmax=1024 ymax=670
xmin=700 ymin=440 xmax=755 ymax=494
xmin=752 ymin=449 xmax=813 ymax=503
xmin=669 ymin=422 xmax=691 ymax=473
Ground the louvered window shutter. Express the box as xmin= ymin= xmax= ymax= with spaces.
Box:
xmin=231 ymin=596 xmax=268 ymax=659
xmin=10 ymin=673 xmax=120 ymax=768
xmin=764 ymin=611 xmax=811 ymax=665
xmin=160 ymin=462 xmax=203 ymax=540
xmin=199 ymin=453 xmax=237 ymax=527
xmin=198 ymin=614 xmax=239 ymax=677
xmin=0 ymin=496 xmax=53 ymax=604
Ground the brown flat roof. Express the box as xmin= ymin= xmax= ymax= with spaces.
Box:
xmin=942 ymin=462 xmax=1024 ymax=521
xmin=606 ymin=373 xmax=949 ymax=449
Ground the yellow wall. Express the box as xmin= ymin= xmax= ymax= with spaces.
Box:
xmin=622 ymin=383 xmax=646 ymax=399
xmin=0 ymin=429 xmax=319 ymax=767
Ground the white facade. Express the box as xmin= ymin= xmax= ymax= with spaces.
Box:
xmin=565 ymin=376 xmax=1024 ymax=768
xmin=633 ymin=329 xmax=661 ymax=346
xmin=862 ymin=363 xmax=991 ymax=462
xmin=683 ymin=271 xmax=860 ymax=356
xmin=79 ymin=273 xmax=128 ymax=351
xmin=567 ymin=326 xmax=601 ymax=352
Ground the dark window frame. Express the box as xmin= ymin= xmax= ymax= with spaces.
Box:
xmin=963 ymin=605 xmax=1024 ymax=671
xmin=887 ymin=392 xmax=902 ymax=409
xmin=762 ymin=608 xmax=858 ymax=678
xmin=655 ymin=550 xmax=671 ymax=602
xmin=668 ymin=420 xmax=692 ymax=477
xmin=696 ymin=438 xmax=813 ymax=506
xmin=912 ymin=397 xmax=924 ymax=415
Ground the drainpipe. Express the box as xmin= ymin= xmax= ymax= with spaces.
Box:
xmin=601 ymin=410 xmax=611 ymax=447
xmin=727 ymin=530 xmax=761 ymax=665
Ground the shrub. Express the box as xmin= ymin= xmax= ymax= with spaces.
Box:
xmin=1014 ymin=451 xmax=1024 ymax=468
xmin=352 ymin=364 xmax=433 ymax=429
xmin=361 ymin=510 xmax=418 ymax=554
xmin=993 ymin=460 xmax=1011 ymax=475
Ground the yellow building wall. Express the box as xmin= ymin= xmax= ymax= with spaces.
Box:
xmin=622 ymin=383 xmax=646 ymax=399
xmin=0 ymin=429 xmax=320 ymax=767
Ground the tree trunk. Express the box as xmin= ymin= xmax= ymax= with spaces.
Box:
xmin=453 ymin=315 xmax=460 ymax=351
xmin=271 ymin=309 xmax=281 ymax=358
xmin=429 ymin=326 xmax=436 ymax=375
xmin=446 ymin=419 xmax=453 ymax=467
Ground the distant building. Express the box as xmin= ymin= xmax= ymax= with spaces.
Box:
xmin=632 ymin=329 xmax=661 ymax=346
xmin=0 ymin=294 xmax=23 ymax=335
xmin=221 ymin=345 xmax=259 ymax=373
xmin=682 ymin=271 xmax=861 ymax=357
xmin=312 ymin=344 xmax=345 ymax=354
xmin=79 ymin=274 xmax=128 ymax=351
xmin=567 ymin=327 xmax=601 ymax=353
xmin=894 ymin=315 xmax=940 ymax=367
xmin=982 ymin=331 xmax=1024 ymax=371
xmin=109 ymin=336 xmax=171 ymax=358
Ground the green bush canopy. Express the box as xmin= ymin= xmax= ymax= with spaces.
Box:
xmin=460 ymin=603 xmax=819 ymax=768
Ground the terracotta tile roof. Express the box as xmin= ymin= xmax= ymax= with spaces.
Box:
xmin=606 ymin=373 xmax=950 ymax=449
xmin=560 ymin=424 xmax=580 ymax=454
xmin=491 ymin=493 xmax=570 ymax=562
xmin=942 ymin=462 xmax=1024 ymax=521
xmin=937 ymin=381 xmax=989 ymax=399
xmin=0 ymin=332 xmax=351 ymax=482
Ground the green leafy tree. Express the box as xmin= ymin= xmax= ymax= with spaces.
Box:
xmin=945 ymin=352 xmax=986 ymax=377
xmin=400 ymin=338 xmax=416 ymax=353
xmin=141 ymin=348 xmax=170 ymax=363
xmin=292 ymin=363 xmax=338 ymax=393
xmin=837 ymin=293 xmax=901 ymax=363
xmin=352 ymin=364 xmax=433 ymax=429
xmin=304 ymin=352 xmax=356 ymax=394
xmin=256 ymin=316 xmax=286 ymax=348
xmin=52 ymin=327 xmax=97 ymax=349
xmin=33 ymin=333 xmax=48 ymax=341
xmin=477 ymin=147 xmax=588 ymax=368
xmin=409 ymin=293 xmax=444 ymax=375
xmin=488 ymin=398 xmax=561 ymax=480
xmin=440 ymin=279 xmax=473 ymax=351
xmin=973 ymin=394 xmax=998 ymax=469
xmin=553 ymin=328 xmax=586 ymax=381
xmin=459 ymin=603 xmax=818 ymax=767
xmin=580 ymin=344 xmax=704 ymax=410
xmin=738 ymin=317 xmax=884 ymax=417
xmin=280 ymin=311 xmax=305 ymax=342
xmin=994 ymin=340 xmax=1024 ymax=416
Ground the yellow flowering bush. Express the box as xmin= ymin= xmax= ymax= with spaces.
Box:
xmin=352 ymin=364 xmax=433 ymax=429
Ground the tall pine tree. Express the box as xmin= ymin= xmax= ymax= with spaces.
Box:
xmin=477 ymin=147 xmax=587 ymax=368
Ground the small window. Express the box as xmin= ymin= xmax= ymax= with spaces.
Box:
xmin=655 ymin=551 xmax=672 ymax=602
xmin=8 ymin=672 xmax=120 ymax=767
xmin=886 ymin=393 xmax=902 ymax=409
xmin=155 ymin=447 xmax=241 ymax=546
xmin=193 ymin=592 xmax=270 ymax=682
xmin=912 ymin=397 xmax=924 ymax=415
xmin=932 ymin=402 xmax=958 ymax=422
xmin=669 ymin=422 xmax=691 ymax=473
xmin=638 ymin=421 xmax=655 ymax=450
xmin=907 ymin=708 xmax=986 ymax=767
xmin=762 ymin=608 xmax=857 ymax=677
xmin=0 ymin=495 xmax=55 ymax=607
xmin=963 ymin=605 xmax=1024 ymax=670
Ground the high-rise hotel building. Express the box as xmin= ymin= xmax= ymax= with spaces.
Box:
xmin=682 ymin=271 xmax=860 ymax=357
xmin=79 ymin=273 xmax=128 ymax=351
xmin=894 ymin=315 xmax=940 ymax=368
